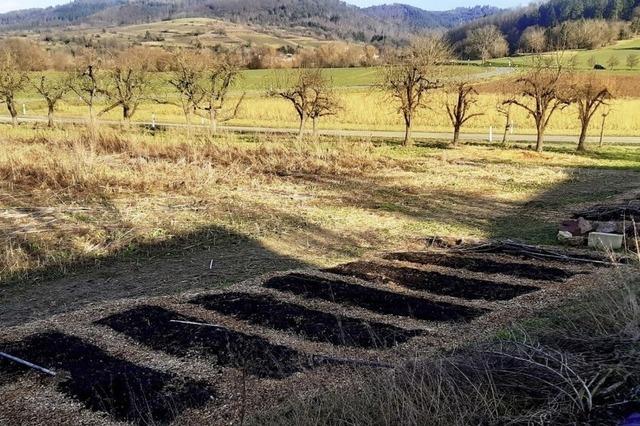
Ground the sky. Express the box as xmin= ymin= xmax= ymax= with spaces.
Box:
xmin=0 ymin=0 xmax=527 ymax=14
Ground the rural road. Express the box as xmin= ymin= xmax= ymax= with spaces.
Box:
xmin=2 ymin=115 xmax=639 ymax=145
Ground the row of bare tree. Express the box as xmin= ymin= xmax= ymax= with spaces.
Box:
xmin=0 ymin=48 xmax=244 ymax=133
xmin=378 ymin=36 xmax=612 ymax=152
xmin=1 ymin=37 xmax=613 ymax=152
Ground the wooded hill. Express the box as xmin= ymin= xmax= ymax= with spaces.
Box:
xmin=0 ymin=0 xmax=500 ymax=43
xmin=448 ymin=0 xmax=640 ymax=52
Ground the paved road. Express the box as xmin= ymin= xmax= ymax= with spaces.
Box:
xmin=2 ymin=115 xmax=639 ymax=145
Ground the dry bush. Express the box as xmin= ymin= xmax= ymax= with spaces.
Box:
xmin=0 ymin=129 xmax=385 ymax=195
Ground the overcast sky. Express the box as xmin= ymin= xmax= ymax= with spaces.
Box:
xmin=0 ymin=0 xmax=527 ymax=14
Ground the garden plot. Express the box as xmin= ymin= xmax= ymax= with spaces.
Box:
xmin=96 ymin=305 xmax=317 ymax=379
xmin=0 ymin=332 xmax=214 ymax=424
xmin=0 ymin=242 xmax=614 ymax=425
xmin=326 ymin=261 xmax=539 ymax=301
xmin=383 ymin=251 xmax=575 ymax=282
xmin=263 ymin=273 xmax=487 ymax=321
xmin=192 ymin=292 xmax=423 ymax=349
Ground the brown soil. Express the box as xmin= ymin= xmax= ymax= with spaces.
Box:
xmin=0 ymin=332 xmax=214 ymax=424
xmin=192 ymin=292 xmax=422 ymax=349
xmin=326 ymin=261 xmax=540 ymax=301
xmin=383 ymin=252 xmax=574 ymax=281
xmin=264 ymin=273 xmax=487 ymax=321
xmin=96 ymin=305 xmax=312 ymax=379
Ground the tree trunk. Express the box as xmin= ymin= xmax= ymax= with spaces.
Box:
xmin=452 ymin=125 xmax=461 ymax=146
xmin=312 ymin=117 xmax=318 ymax=139
xmin=403 ymin=114 xmax=413 ymax=147
xmin=209 ymin=108 xmax=218 ymax=134
xmin=502 ymin=124 xmax=509 ymax=144
xmin=7 ymin=101 xmax=18 ymax=127
xmin=122 ymin=105 xmax=131 ymax=130
xmin=535 ymin=121 xmax=545 ymax=152
xmin=47 ymin=103 xmax=55 ymax=128
xmin=298 ymin=114 xmax=307 ymax=140
xmin=577 ymin=120 xmax=589 ymax=152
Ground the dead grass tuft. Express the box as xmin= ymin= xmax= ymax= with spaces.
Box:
xmin=254 ymin=273 xmax=640 ymax=425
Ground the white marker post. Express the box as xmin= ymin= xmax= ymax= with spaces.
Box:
xmin=489 ymin=126 xmax=493 ymax=143
xmin=151 ymin=113 xmax=156 ymax=129
xmin=22 ymin=104 xmax=26 ymax=115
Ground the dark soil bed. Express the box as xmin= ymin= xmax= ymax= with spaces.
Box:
xmin=264 ymin=273 xmax=487 ymax=322
xmin=0 ymin=332 xmax=214 ymax=424
xmin=326 ymin=262 xmax=539 ymax=301
xmin=192 ymin=292 xmax=422 ymax=349
xmin=383 ymin=252 xmax=574 ymax=282
xmin=96 ymin=305 xmax=313 ymax=379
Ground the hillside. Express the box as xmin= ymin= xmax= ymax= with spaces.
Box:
xmin=448 ymin=0 xmax=640 ymax=52
xmin=362 ymin=4 xmax=500 ymax=30
xmin=0 ymin=0 xmax=502 ymax=43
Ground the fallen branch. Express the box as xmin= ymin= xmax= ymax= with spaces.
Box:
xmin=0 ymin=351 xmax=56 ymax=376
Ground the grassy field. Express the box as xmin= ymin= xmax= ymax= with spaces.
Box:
xmin=1 ymin=124 xmax=639 ymax=285
xmin=14 ymin=17 xmax=331 ymax=50
xmin=484 ymin=37 xmax=640 ymax=70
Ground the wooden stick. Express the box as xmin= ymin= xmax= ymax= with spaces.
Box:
xmin=0 ymin=352 xmax=56 ymax=376
xmin=170 ymin=319 xmax=226 ymax=329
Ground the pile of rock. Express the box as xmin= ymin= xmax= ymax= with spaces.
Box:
xmin=557 ymin=217 xmax=633 ymax=249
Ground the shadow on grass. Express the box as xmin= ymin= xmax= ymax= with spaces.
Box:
xmin=2 ymin=139 xmax=639 ymax=326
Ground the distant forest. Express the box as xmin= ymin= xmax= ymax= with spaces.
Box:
xmin=448 ymin=0 xmax=640 ymax=52
xmin=0 ymin=0 xmax=500 ymax=43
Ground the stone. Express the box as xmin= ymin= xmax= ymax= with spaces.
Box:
xmin=558 ymin=232 xmax=586 ymax=246
xmin=557 ymin=231 xmax=573 ymax=241
xmin=559 ymin=220 xmax=581 ymax=236
xmin=588 ymin=232 xmax=623 ymax=250
xmin=577 ymin=217 xmax=593 ymax=235
xmin=596 ymin=221 xmax=617 ymax=233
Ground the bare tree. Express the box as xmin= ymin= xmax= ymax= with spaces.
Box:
xmin=465 ymin=25 xmax=509 ymax=64
xmin=627 ymin=54 xmax=639 ymax=70
xmin=99 ymin=52 xmax=152 ymax=128
xmin=569 ymin=74 xmax=612 ymax=152
xmin=30 ymin=73 xmax=70 ymax=128
xmin=444 ymin=80 xmax=483 ymax=146
xmin=504 ymin=55 xmax=572 ymax=152
xmin=519 ymin=26 xmax=548 ymax=53
xmin=308 ymin=78 xmax=341 ymax=138
xmin=607 ymin=55 xmax=620 ymax=70
xmin=0 ymin=50 xmax=27 ymax=127
xmin=71 ymin=51 xmax=102 ymax=127
xmin=198 ymin=53 xmax=245 ymax=134
xmin=167 ymin=51 xmax=206 ymax=134
xmin=268 ymin=67 xmax=337 ymax=140
xmin=379 ymin=36 xmax=451 ymax=146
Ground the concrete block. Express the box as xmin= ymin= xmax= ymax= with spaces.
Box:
xmin=588 ymin=232 xmax=623 ymax=250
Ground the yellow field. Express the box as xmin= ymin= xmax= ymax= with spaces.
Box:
xmin=16 ymin=89 xmax=640 ymax=136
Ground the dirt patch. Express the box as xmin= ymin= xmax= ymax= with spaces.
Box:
xmin=0 ymin=332 xmax=214 ymax=424
xmin=326 ymin=261 xmax=539 ymax=301
xmin=96 ymin=305 xmax=315 ymax=379
xmin=192 ymin=292 xmax=422 ymax=349
xmin=264 ymin=273 xmax=487 ymax=322
xmin=462 ymin=242 xmax=612 ymax=265
xmin=383 ymin=252 xmax=574 ymax=282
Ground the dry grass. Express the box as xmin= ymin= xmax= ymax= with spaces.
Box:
xmin=1 ymin=124 xmax=639 ymax=285
xmin=253 ymin=272 xmax=640 ymax=425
